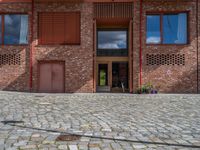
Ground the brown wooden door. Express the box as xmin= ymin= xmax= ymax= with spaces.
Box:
xmin=38 ymin=62 xmax=65 ymax=93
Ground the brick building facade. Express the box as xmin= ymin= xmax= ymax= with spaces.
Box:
xmin=0 ymin=0 xmax=199 ymax=93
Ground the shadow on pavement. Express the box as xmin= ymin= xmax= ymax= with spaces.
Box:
xmin=1 ymin=120 xmax=200 ymax=149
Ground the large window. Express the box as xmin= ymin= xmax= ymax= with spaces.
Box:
xmin=146 ymin=13 xmax=188 ymax=44
xmin=0 ymin=14 xmax=28 ymax=45
xmin=97 ymin=29 xmax=128 ymax=56
xmin=39 ymin=12 xmax=80 ymax=45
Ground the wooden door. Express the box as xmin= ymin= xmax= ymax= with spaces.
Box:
xmin=38 ymin=61 xmax=65 ymax=93
xmin=52 ymin=63 xmax=65 ymax=93
xmin=38 ymin=63 xmax=52 ymax=93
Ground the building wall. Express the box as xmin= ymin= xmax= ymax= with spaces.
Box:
xmin=32 ymin=2 xmax=94 ymax=93
xmin=136 ymin=0 xmax=198 ymax=93
xmin=0 ymin=3 xmax=31 ymax=92
xmin=0 ymin=1 xmax=199 ymax=93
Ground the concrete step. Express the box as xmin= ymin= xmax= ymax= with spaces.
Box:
xmin=97 ymin=86 xmax=111 ymax=92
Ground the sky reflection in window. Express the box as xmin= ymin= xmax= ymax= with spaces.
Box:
xmin=98 ymin=30 xmax=127 ymax=49
xmin=4 ymin=15 xmax=28 ymax=45
xmin=146 ymin=15 xmax=161 ymax=44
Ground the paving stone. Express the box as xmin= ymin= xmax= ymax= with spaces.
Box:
xmin=0 ymin=93 xmax=200 ymax=150
xmin=132 ymin=144 xmax=147 ymax=149
xmin=58 ymin=145 xmax=68 ymax=149
xmin=69 ymin=145 xmax=78 ymax=150
xmin=20 ymin=144 xmax=37 ymax=149
xmin=13 ymin=140 xmax=28 ymax=147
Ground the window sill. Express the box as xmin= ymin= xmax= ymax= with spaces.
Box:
xmin=146 ymin=44 xmax=190 ymax=46
xmin=36 ymin=43 xmax=81 ymax=46
xmin=0 ymin=44 xmax=29 ymax=46
xmin=97 ymin=55 xmax=129 ymax=57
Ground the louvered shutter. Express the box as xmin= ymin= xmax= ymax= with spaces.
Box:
xmin=65 ymin=12 xmax=80 ymax=44
xmin=39 ymin=12 xmax=80 ymax=45
xmin=39 ymin=13 xmax=53 ymax=44
xmin=53 ymin=13 xmax=65 ymax=44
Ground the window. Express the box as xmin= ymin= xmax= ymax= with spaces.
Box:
xmin=97 ymin=29 xmax=128 ymax=56
xmin=0 ymin=14 xmax=28 ymax=45
xmin=39 ymin=12 xmax=80 ymax=45
xmin=146 ymin=15 xmax=161 ymax=44
xmin=146 ymin=13 xmax=188 ymax=44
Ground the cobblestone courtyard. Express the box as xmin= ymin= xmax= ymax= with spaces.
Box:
xmin=0 ymin=92 xmax=200 ymax=150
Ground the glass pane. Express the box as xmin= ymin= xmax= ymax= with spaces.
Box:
xmin=112 ymin=62 xmax=128 ymax=89
xmin=146 ymin=15 xmax=161 ymax=44
xmin=163 ymin=13 xmax=187 ymax=44
xmin=98 ymin=64 xmax=108 ymax=86
xmin=4 ymin=15 xmax=28 ymax=45
xmin=98 ymin=30 xmax=127 ymax=49
xmin=0 ymin=16 xmax=2 ymax=44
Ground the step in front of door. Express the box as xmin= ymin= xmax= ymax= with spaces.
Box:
xmin=97 ymin=86 xmax=111 ymax=92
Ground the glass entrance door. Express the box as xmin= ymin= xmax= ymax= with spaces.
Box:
xmin=112 ymin=62 xmax=129 ymax=92
xmin=98 ymin=64 xmax=108 ymax=86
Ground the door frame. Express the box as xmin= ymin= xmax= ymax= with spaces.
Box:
xmin=98 ymin=63 xmax=109 ymax=86
xmin=96 ymin=61 xmax=112 ymax=87
xmin=37 ymin=60 xmax=65 ymax=93
xmin=96 ymin=57 xmax=129 ymax=90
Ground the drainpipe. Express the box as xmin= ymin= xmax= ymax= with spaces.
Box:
xmin=197 ymin=0 xmax=199 ymax=93
xmin=93 ymin=19 xmax=96 ymax=93
xmin=139 ymin=0 xmax=143 ymax=89
xmin=30 ymin=0 xmax=34 ymax=92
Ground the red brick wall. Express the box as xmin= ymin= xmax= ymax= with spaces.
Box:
xmin=0 ymin=1 xmax=199 ymax=93
xmin=32 ymin=2 xmax=94 ymax=93
xmin=133 ymin=0 xmax=198 ymax=93
xmin=0 ymin=3 xmax=31 ymax=92
xmin=133 ymin=0 xmax=141 ymax=92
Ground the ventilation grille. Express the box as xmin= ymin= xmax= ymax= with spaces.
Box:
xmin=146 ymin=54 xmax=185 ymax=66
xmin=0 ymin=54 xmax=21 ymax=66
xmin=94 ymin=3 xmax=133 ymax=18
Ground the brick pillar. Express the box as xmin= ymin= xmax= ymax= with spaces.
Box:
xmin=132 ymin=0 xmax=141 ymax=93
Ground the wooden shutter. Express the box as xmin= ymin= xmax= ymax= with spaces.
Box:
xmin=65 ymin=12 xmax=80 ymax=44
xmin=39 ymin=13 xmax=54 ymax=44
xmin=39 ymin=12 xmax=80 ymax=45
xmin=53 ymin=13 xmax=65 ymax=44
xmin=94 ymin=3 xmax=133 ymax=19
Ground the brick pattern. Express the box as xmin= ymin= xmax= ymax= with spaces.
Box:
xmin=146 ymin=54 xmax=185 ymax=66
xmin=0 ymin=3 xmax=31 ymax=92
xmin=198 ymin=0 xmax=200 ymax=93
xmin=0 ymin=1 xmax=199 ymax=93
xmin=32 ymin=2 xmax=94 ymax=93
xmin=140 ymin=0 xmax=198 ymax=93
xmin=0 ymin=53 xmax=21 ymax=66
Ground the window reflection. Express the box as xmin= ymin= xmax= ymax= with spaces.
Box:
xmin=163 ymin=13 xmax=187 ymax=44
xmin=4 ymin=15 xmax=28 ymax=45
xmin=146 ymin=13 xmax=187 ymax=44
xmin=146 ymin=15 xmax=161 ymax=44
xmin=98 ymin=30 xmax=127 ymax=49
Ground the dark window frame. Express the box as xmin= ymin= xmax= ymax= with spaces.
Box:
xmin=97 ymin=28 xmax=129 ymax=57
xmin=0 ymin=13 xmax=29 ymax=46
xmin=146 ymin=12 xmax=189 ymax=45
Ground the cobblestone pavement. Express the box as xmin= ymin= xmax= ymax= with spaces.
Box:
xmin=0 ymin=92 xmax=200 ymax=150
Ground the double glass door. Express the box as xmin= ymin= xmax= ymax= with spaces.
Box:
xmin=97 ymin=62 xmax=129 ymax=92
